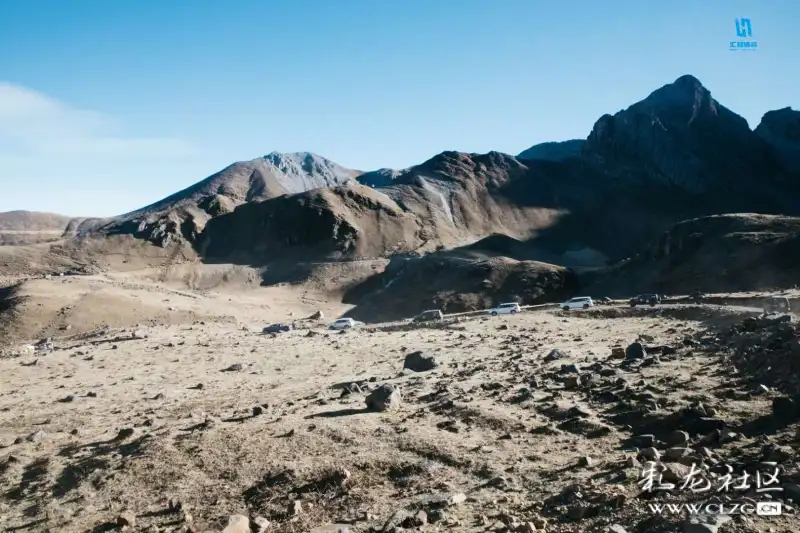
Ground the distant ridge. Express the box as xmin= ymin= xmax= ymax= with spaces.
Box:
xmin=67 ymin=74 xmax=800 ymax=269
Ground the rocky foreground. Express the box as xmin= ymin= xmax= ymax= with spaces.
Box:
xmin=2 ymin=307 xmax=800 ymax=533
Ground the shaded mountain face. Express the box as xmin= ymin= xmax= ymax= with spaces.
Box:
xmin=341 ymin=254 xmax=577 ymax=322
xmin=586 ymin=214 xmax=800 ymax=295
xmin=584 ymin=75 xmax=795 ymax=208
xmin=517 ymin=140 xmax=584 ymax=161
xmin=84 ymin=75 xmax=800 ymax=267
xmin=755 ymin=107 xmax=800 ymax=173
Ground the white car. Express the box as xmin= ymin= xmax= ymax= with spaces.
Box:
xmin=560 ymin=297 xmax=594 ymax=310
xmin=488 ymin=302 xmax=521 ymax=316
xmin=328 ymin=318 xmax=364 ymax=330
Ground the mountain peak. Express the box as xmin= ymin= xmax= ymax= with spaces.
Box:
xmin=636 ymin=74 xmax=713 ymax=112
xmin=673 ymin=74 xmax=704 ymax=89
xmin=261 ymin=151 xmax=360 ymax=179
xmin=262 ymin=151 xmax=325 ymax=164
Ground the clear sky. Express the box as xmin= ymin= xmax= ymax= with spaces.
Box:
xmin=0 ymin=0 xmax=797 ymax=216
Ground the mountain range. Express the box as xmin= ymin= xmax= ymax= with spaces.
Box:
xmin=4 ymin=74 xmax=800 ymax=296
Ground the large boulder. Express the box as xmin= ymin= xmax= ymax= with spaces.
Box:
xmin=365 ymin=384 xmax=402 ymax=412
xmin=403 ymin=351 xmax=440 ymax=372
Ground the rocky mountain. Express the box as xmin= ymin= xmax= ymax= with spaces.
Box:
xmin=75 ymin=75 xmax=800 ymax=278
xmin=92 ymin=152 xmax=361 ymax=246
xmin=584 ymin=75 xmax=795 ymax=208
xmin=199 ymin=151 xmax=572 ymax=263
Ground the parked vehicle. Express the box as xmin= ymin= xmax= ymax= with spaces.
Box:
xmin=412 ymin=309 xmax=444 ymax=322
xmin=764 ymin=297 xmax=790 ymax=314
xmin=328 ymin=318 xmax=364 ymax=330
xmin=487 ymin=302 xmax=521 ymax=316
xmin=263 ymin=323 xmax=294 ymax=333
xmin=690 ymin=291 xmax=705 ymax=304
xmin=629 ymin=294 xmax=660 ymax=307
xmin=560 ymin=297 xmax=594 ymax=310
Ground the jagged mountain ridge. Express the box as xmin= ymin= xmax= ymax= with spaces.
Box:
xmin=85 ymin=74 xmax=800 ymax=266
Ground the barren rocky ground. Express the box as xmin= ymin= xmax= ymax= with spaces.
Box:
xmin=3 ymin=291 xmax=800 ymax=533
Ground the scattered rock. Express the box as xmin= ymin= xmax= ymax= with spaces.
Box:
xmin=625 ymin=456 xmax=640 ymax=469
xmin=253 ymin=517 xmax=270 ymax=533
xmin=168 ymin=498 xmax=183 ymax=511
xmin=401 ymin=510 xmax=427 ymax=528
xmin=625 ymin=342 xmax=645 ymax=360
xmin=416 ymin=491 xmax=467 ymax=509
xmin=772 ymin=396 xmax=800 ymax=422
xmin=288 ymin=500 xmax=302 ymax=516
xmin=403 ymin=351 xmax=440 ymax=372
xmin=544 ymin=349 xmax=567 ymax=362
xmin=664 ymin=447 xmax=692 ymax=461
xmin=221 ymin=514 xmax=250 ymax=533
xmin=117 ymin=510 xmax=136 ymax=528
xmin=578 ymin=456 xmax=593 ymax=467
xmin=665 ymin=430 xmax=690 ymax=447
xmin=252 ymin=406 xmax=264 ymax=417
xmin=639 ymin=447 xmax=660 ymax=461
xmin=682 ymin=513 xmax=732 ymax=533
xmin=366 ymin=384 xmax=402 ymax=412
xmin=783 ymin=483 xmax=800 ymax=502
xmin=222 ymin=363 xmax=244 ymax=372
xmin=115 ymin=428 xmax=135 ymax=440
xmin=25 ymin=430 xmax=47 ymax=443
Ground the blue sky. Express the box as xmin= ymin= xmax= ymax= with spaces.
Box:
xmin=0 ymin=0 xmax=796 ymax=216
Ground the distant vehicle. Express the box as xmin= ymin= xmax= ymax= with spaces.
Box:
xmin=328 ymin=318 xmax=364 ymax=330
xmin=764 ymin=297 xmax=790 ymax=314
xmin=598 ymin=296 xmax=613 ymax=304
xmin=561 ymin=297 xmax=594 ymax=310
xmin=690 ymin=291 xmax=705 ymax=303
xmin=629 ymin=294 xmax=660 ymax=307
xmin=412 ymin=309 xmax=444 ymax=323
xmin=488 ymin=302 xmax=521 ymax=316
xmin=263 ymin=323 xmax=294 ymax=333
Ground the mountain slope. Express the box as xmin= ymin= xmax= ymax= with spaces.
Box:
xmin=517 ymin=140 xmax=584 ymax=161
xmin=198 ymin=152 xmax=574 ymax=263
xmin=88 ymin=152 xmax=361 ymax=247
xmin=586 ymin=213 xmax=800 ymax=295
